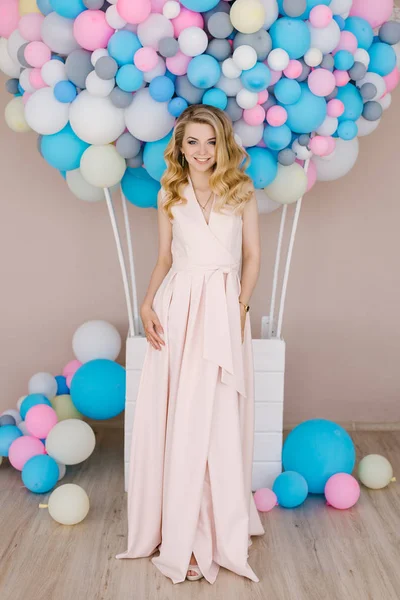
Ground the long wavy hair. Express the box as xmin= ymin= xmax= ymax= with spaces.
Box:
xmin=160 ymin=104 xmax=253 ymax=221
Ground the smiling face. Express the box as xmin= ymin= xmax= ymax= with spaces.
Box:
xmin=181 ymin=122 xmax=217 ymax=174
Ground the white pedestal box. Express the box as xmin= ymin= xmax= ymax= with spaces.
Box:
xmin=124 ymin=321 xmax=285 ymax=492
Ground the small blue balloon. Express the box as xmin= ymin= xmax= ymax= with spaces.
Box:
xmin=20 ymin=394 xmax=52 ymax=421
xmin=333 ymin=15 xmax=345 ymax=31
xmin=55 ymin=375 xmax=69 ymax=395
xmin=54 ymin=80 xmax=77 ymax=103
xmin=187 ymin=55 xmax=221 ymax=89
xmin=263 ymin=124 xmax=292 ymax=151
xmin=241 ymin=62 xmax=271 ymax=92
xmin=143 ymin=133 xmax=172 ymax=182
xmin=168 ymin=96 xmax=188 ymax=117
xmin=49 ymin=0 xmax=85 ymax=19
xmin=337 ymin=119 xmax=358 ymax=140
xmin=41 ymin=123 xmax=89 ymax=171
xmin=0 ymin=425 xmax=22 ymax=456
xmin=368 ymin=42 xmax=397 ymax=77
xmin=122 ymin=167 xmax=160 ymax=208
xmin=284 ymin=82 xmax=327 ymax=134
xmin=180 ymin=0 xmax=219 ymax=11
xmin=269 ymin=17 xmax=311 ymax=59
xmin=108 ymin=31 xmax=142 ymax=66
xmin=273 ymin=471 xmax=308 ymax=508
xmin=245 ymin=147 xmax=278 ymax=189
xmin=202 ymin=88 xmax=228 ymax=110
xmin=37 ymin=0 xmax=53 ymax=15
xmin=116 ymin=64 xmax=143 ymax=92
xmin=334 ymin=50 xmax=355 ymax=71
xmin=336 ymin=83 xmax=363 ymax=122
xmin=149 ymin=75 xmax=175 ymax=102
xmin=274 ymin=78 xmax=301 ymax=105
xmin=22 ymin=455 xmax=59 ymax=494
xmin=344 ymin=16 xmax=374 ymax=50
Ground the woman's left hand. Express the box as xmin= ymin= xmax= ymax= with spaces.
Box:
xmin=240 ymin=304 xmax=247 ymax=344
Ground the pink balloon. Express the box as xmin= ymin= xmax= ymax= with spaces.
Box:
xmin=243 ymin=105 xmax=265 ymax=126
xmin=309 ymin=5 xmax=332 ymax=28
xmin=308 ymin=68 xmax=336 ymax=97
xmin=257 ymin=89 xmax=269 ymax=104
xmin=166 ymin=50 xmax=191 ymax=76
xmin=62 ymin=359 xmax=82 ymax=379
xmin=25 ymin=404 xmax=58 ymax=439
xmin=350 ymin=0 xmax=393 ymax=29
xmin=150 ymin=0 xmax=167 ymax=12
xmin=18 ymin=13 xmax=44 ymax=41
xmin=134 ymin=46 xmax=158 ymax=72
xmin=117 ymin=0 xmax=151 ymax=24
xmin=334 ymin=70 xmax=350 ymax=87
xmin=25 ymin=41 xmax=51 ymax=68
xmin=283 ymin=59 xmax=302 ymax=79
xmin=310 ymin=135 xmax=332 ymax=156
xmin=29 ymin=68 xmax=47 ymax=89
xmin=333 ymin=31 xmax=358 ymax=55
xmin=171 ymin=7 xmax=203 ymax=37
xmin=8 ymin=435 xmax=46 ymax=471
xmin=327 ymin=98 xmax=345 ymax=117
xmin=266 ymin=105 xmax=287 ymax=127
xmin=73 ymin=10 xmax=114 ymax=51
xmin=254 ymin=488 xmax=278 ymax=512
xmin=383 ymin=67 xmax=400 ymax=93
xmin=0 ymin=0 xmax=19 ymax=38
xmin=325 ymin=473 xmax=360 ymax=510
xmin=268 ymin=68 xmax=282 ymax=86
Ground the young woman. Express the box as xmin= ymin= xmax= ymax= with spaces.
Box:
xmin=116 ymin=104 xmax=265 ymax=584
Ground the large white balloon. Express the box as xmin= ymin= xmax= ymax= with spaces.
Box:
xmin=28 ymin=372 xmax=58 ymax=400
xmin=125 ymin=88 xmax=175 ymax=142
xmin=137 ymin=13 xmax=174 ymax=49
xmin=46 ymin=419 xmax=96 ymax=465
xmin=356 ymin=116 xmax=381 ymax=137
xmin=25 ymin=88 xmax=70 ymax=135
xmin=259 ymin=0 xmax=279 ymax=29
xmin=4 ymin=97 xmax=32 ymax=133
xmin=316 ymin=116 xmax=339 ymax=136
xmin=72 ymin=320 xmax=122 ymax=363
xmin=69 ymin=91 xmax=126 ymax=145
xmin=265 ymin=163 xmax=308 ymax=205
xmin=80 ymin=145 xmax=126 ymax=188
xmin=0 ymin=38 xmax=20 ymax=77
xmin=233 ymin=120 xmax=264 ymax=146
xmin=41 ymin=12 xmax=80 ymax=55
xmin=47 ymin=484 xmax=90 ymax=525
xmin=255 ymin=189 xmax=282 ymax=214
xmin=313 ymin=137 xmax=359 ymax=181
xmin=307 ymin=20 xmax=341 ymax=54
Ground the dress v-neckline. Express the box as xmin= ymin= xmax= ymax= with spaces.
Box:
xmin=188 ymin=175 xmax=215 ymax=228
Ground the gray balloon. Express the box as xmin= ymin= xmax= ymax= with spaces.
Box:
xmin=278 ymin=148 xmax=296 ymax=166
xmin=348 ymin=61 xmax=367 ymax=81
xmin=0 ymin=415 xmax=16 ymax=426
xmin=116 ymin=133 xmax=141 ymax=159
xmin=176 ymin=75 xmax=203 ymax=104
xmin=65 ymin=49 xmax=93 ymax=89
xmin=17 ymin=43 xmax=31 ymax=68
xmin=362 ymin=101 xmax=383 ymax=121
xmin=226 ymin=97 xmax=243 ymax=122
xmin=379 ymin=21 xmax=400 ymax=45
xmin=233 ymin=30 xmax=272 ymax=61
xmin=6 ymin=78 xmax=19 ymax=94
xmin=204 ymin=0 xmax=230 ymax=26
xmin=158 ymin=37 xmax=179 ymax=58
xmin=321 ymin=54 xmax=334 ymax=71
xmin=283 ymin=0 xmax=307 ymax=17
xmin=261 ymin=94 xmax=277 ymax=111
xmin=360 ymin=82 xmax=377 ymax=101
xmin=208 ymin=13 xmax=233 ymax=39
xmin=206 ymin=39 xmax=232 ymax=61
xmin=95 ymin=56 xmax=118 ymax=80
xmin=298 ymin=134 xmax=310 ymax=146
xmin=325 ymin=87 xmax=338 ymax=101
xmin=83 ymin=0 xmax=104 ymax=7
xmin=110 ymin=86 xmax=133 ymax=108
xmin=127 ymin=149 xmax=143 ymax=169
xmin=296 ymin=59 xmax=311 ymax=82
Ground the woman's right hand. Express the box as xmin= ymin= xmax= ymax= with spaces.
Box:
xmin=141 ymin=304 xmax=165 ymax=350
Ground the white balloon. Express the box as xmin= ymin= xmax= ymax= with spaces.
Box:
xmin=72 ymin=320 xmax=122 ymax=363
xmin=66 ymin=169 xmax=106 ymax=202
xmin=356 ymin=72 xmax=386 ymax=101
xmin=48 ymin=484 xmax=90 ymax=525
xmin=137 ymin=13 xmax=174 ymax=50
xmin=28 ymin=372 xmax=58 ymax=400
xmin=25 ymin=87 xmax=69 ymax=134
xmin=356 ymin=116 xmax=381 ymax=136
xmin=215 ymin=74 xmax=243 ymax=97
xmin=313 ymin=137 xmax=359 ymax=181
xmin=222 ymin=58 xmax=242 ymax=79
xmin=1 ymin=409 xmax=22 ymax=425
xmin=354 ymin=48 xmax=370 ymax=68
xmin=4 ymin=97 xmax=32 ymax=133
xmin=378 ymin=93 xmax=392 ymax=111
xmin=7 ymin=29 xmax=27 ymax=65
xmin=41 ymin=59 xmax=68 ymax=86
xmin=265 ymin=163 xmax=308 ymax=205
xmin=41 ymin=12 xmax=80 ymax=55
xmin=304 ymin=47 xmax=323 ymax=67
xmin=316 ymin=115 xmax=338 ymax=136
xmin=259 ymin=0 xmax=279 ymax=29
xmin=233 ymin=119 xmax=264 ymax=146
xmin=233 ymin=45 xmax=257 ymax=70
xmin=17 ymin=396 xmax=27 ymax=411
xmin=18 ymin=421 xmax=29 ymax=435
xmin=329 ymin=0 xmax=352 ymax=15
xmin=236 ymin=88 xmax=258 ymax=109
xmin=0 ymin=38 xmax=20 ymax=77
xmin=106 ymin=5 xmax=127 ymax=29
xmin=267 ymin=48 xmax=289 ymax=71
xmin=56 ymin=462 xmax=67 ymax=481
xmin=125 ymin=87 xmax=175 ymax=142
xmin=143 ymin=55 xmax=166 ymax=82
xmin=292 ymin=139 xmax=312 ymax=160
xmin=69 ymin=91 xmax=125 ymax=144
xmin=163 ymin=0 xmax=180 ymax=19
xmin=255 ymin=189 xmax=281 ymax=214
xmin=80 ymin=145 xmax=126 ymax=188
xmin=90 ymin=48 xmax=109 ymax=67
xmin=85 ymin=71 xmax=115 ymax=97
xmin=307 ymin=20 xmax=341 ymax=54
xmin=19 ymin=68 xmax=36 ymax=93
xmin=178 ymin=26 xmax=208 ymax=57
xmin=46 ymin=419 xmax=96 ymax=465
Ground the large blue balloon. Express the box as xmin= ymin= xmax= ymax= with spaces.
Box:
xmin=143 ymin=132 xmax=172 ymax=182
xmin=283 ymin=83 xmax=327 ymax=134
xmin=240 ymin=62 xmax=271 ymax=92
xmin=263 ymin=124 xmax=292 ymax=151
xmin=50 ymin=0 xmax=85 ymax=19
xmin=22 ymin=455 xmax=59 ymax=493
xmin=0 ymin=425 xmax=22 ymax=456
xmin=187 ymin=55 xmax=221 ymax=89
xmin=180 ymin=0 xmax=219 ymax=11
xmin=41 ymin=123 xmax=89 ymax=171
xmin=149 ymin=76 xmax=175 ymax=102
xmin=277 ymin=0 xmax=330 ymax=19
xmin=272 ymin=471 xmax=308 ymax=508
xmin=269 ymin=18 xmax=311 ymax=59
xmin=274 ymin=78 xmax=301 ymax=105
xmin=122 ymin=167 xmax=160 ymax=208
xmin=368 ymin=42 xmax=397 ymax=77
xmin=245 ymin=147 xmax=278 ymax=189
xmin=20 ymin=394 xmax=52 ymax=421
xmin=336 ymin=84 xmax=363 ymax=122
xmin=116 ymin=64 xmax=143 ymax=92
xmin=282 ymin=419 xmax=356 ymax=494
xmin=108 ymin=31 xmax=142 ymax=66
xmin=202 ymin=88 xmax=228 ymax=110
xmin=70 ymin=359 xmax=126 ymax=420
xmin=344 ymin=17 xmax=374 ymax=50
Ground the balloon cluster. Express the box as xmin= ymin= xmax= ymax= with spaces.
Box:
xmin=0 ymin=319 xmax=125 ymax=522
xmin=1 ymin=0 xmax=399 ymax=207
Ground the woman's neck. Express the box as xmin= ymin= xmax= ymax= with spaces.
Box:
xmin=188 ymin=168 xmax=212 ymax=192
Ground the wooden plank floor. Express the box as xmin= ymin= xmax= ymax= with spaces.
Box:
xmin=1 ymin=429 xmax=399 ymax=600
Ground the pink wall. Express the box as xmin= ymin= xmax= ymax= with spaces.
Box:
xmin=1 ymin=80 xmax=399 ymax=426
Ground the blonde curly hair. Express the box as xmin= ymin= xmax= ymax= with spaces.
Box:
xmin=160 ymin=104 xmax=253 ymax=221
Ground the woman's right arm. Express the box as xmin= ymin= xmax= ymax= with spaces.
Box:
xmin=141 ymin=190 xmax=173 ymax=350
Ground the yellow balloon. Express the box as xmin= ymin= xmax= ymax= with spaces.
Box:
xmin=47 ymin=484 xmax=90 ymax=525
xmin=265 ymin=162 xmax=308 ymax=205
xmin=230 ymin=0 xmax=265 ymax=34
xmin=19 ymin=0 xmax=40 ymax=15
xmin=51 ymin=394 xmax=84 ymax=421
xmin=4 ymin=97 xmax=31 ymax=133
xmin=358 ymin=454 xmax=395 ymax=490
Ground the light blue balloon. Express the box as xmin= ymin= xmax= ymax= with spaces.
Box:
xmin=0 ymin=425 xmax=22 ymax=456
xmin=269 ymin=18 xmax=311 ymax=59
xmin=284 ymin=82 xmax=327 ymax=134
xmin=70 ymin=359 xmax=126 ymax=420
xmin=282 ymin=419 xmax=356 ymax=494
xmin=245 ymin=147 xmax=278 ymax=189
xmin=277 ymin=0 xmax=330 ymax=19
xmin=240 ymin=62 xmax=271 ymax=93
xmin=180 ymin=0 xmax=219 ymax=11
xmin=50 ymin=0 xmax=85 ymax=18
xmin=187 ymin=55 xmax=221 ymax=89
xmin=336 ymin=83 xmax=363 ymax=122
xmin=54 ymin=80 xmax=77 ymax=103
xmin=334 ymin=50 xmax=354 ymax=71
xmin=22 ymin=455 xmax=59 ymax=493
xmin=333 ymin=15 xmax=345 ymax=31
xmin=37 ymin=0 xmax=53 ymax=15
xmin=337 ymin=120 xmax=358 ymax=140
xmin=274 ymin=78 xmax=301 ymax=105
xmin=368 ymin=42 xmax=397 ymax=77
xmin=202 ymin=88 xmax=228 ymax=110
xmin=20 ymin=394 xmax=52 ymax=421
xmin=108 ymin=31 xmax=142 ymax=66
xmin=272 ymin=471 xmax=308 ymax=508
xmin=149 ymin=75 xmax=175 ymax=102
xmin=121 ymin=167 xmax=160 ymax=208
xmin=344 ymin=16 xmax=374 ymax=50
xmin=168 ymin=96 xmax=188 ymax=117
xmin=143 ymin=133 xmax=172 ymax=182
xmin=116 ymin=64 xmax=143 ymax=92
xmin=41 ymin=123 xmax=89 ymax=171
xmin=263 ymin=124 xmax=292 ymax=151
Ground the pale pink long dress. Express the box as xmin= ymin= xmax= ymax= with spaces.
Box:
xmin=116 ymin=177 xmax=265 ymax=584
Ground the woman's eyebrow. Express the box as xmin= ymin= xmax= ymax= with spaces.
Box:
xmin=186 ymin=136 xmax=216 ymax=140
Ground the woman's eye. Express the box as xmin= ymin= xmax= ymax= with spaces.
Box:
xmin=188 ymin=140 xmax=196 ymax=145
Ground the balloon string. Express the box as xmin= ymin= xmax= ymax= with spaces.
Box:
xmin=38 ymin=504 xmax=48 ymax=508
